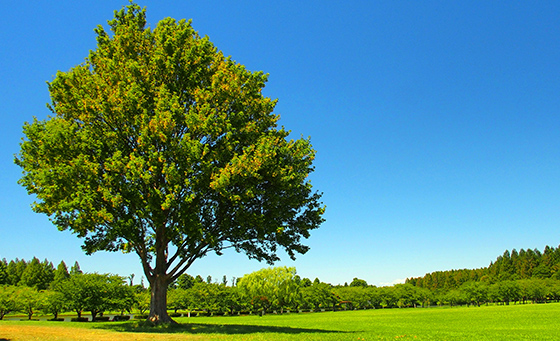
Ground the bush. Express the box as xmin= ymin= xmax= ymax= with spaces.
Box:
xmin=95 ymin=316 xmax=110 ymax=322
xmin=112 ymin=315 xmax=131 ymax=321
xmin=48 ymin=318 xmax=64 ymax=322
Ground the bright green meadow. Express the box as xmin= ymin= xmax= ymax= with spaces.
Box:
xmin=1 ymin=303 xmax=559 ymax=340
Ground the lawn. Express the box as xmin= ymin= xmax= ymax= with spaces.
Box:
xmin=1 ymin=303 xmax=559 ymax=340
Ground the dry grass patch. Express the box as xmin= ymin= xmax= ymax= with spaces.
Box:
xmin=0 ymin=324 xmax=211 ymax=341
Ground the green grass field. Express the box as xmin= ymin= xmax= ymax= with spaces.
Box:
xmin=1 ymin=303 xmax=559 ymax=340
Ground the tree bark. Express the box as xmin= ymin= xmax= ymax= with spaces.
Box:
xmin=147 ymin=272 xmax=175 ymax=324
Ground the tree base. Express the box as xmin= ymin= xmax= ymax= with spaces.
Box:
xmin=146 ymin=314 xmax=179 ymax=325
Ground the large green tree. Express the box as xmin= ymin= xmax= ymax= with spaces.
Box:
xmin=16 ymin=4 xmax=324 ymax=323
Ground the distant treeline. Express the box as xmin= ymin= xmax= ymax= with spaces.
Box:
xmin=406 ymin=245 xmax=560 ymax=291
xmin=5 ymin=246 xmax=560 ymax=320
xmin=0 ymin=257 xmax=85 ymax=290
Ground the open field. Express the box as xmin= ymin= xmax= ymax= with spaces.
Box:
xmin=1 ymin=303 xmax=559 ymax=340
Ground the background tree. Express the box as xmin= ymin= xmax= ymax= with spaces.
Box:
xmin=349 ymin=277 xmax=368 ymax=287
xmin=0 ymin=286 xmax=18 ymax=320
xmin=489 ymin=280 xmax=520 ymax=305
xmin=70 ymin=262 xmax=83 ymax=276
xmin=7 ymin=259 xmax=27 ymax=286
xmin=300 ymin=277 xmax=312 ymax=288
xmin=135 ymin=290 xmax=151 ymax=315
xmin=378 ymin=286 xmax=398 ymax=308
xmin=237 ymin=267 xmax=298 ymax=315
xmin=394 ymin=284 xmax=422 ymax=308
xmin=41 ymin=290 xmax=66 ymax=320
xmin=53 ymin=261 xmax=70 ymax=286
xmin=0 ymin=260 xmax=8 ymax=285
xmin=16 ymin=286 xmax=43 ymax=320
xmin=176 ymin=274 xmax=195 ymax=290
xmin=110 ymin=280 xmax=137 ymax=316
xmin=444 ymin=289 xmax=465 ymax=307
xmin=460 ymin=281 xmax=488 ymax=307
xmin=20 ymin=257 xmax=54 ymax=290
xmin=301 ymin=281 xmax=337 ymax=311
xmin=57 ymin=273 xmax=129 ymax=320
xmin=16 ymin=3 xmax=324 ymax=324
xmin=337 ymin=286 xmax=365 ymax=310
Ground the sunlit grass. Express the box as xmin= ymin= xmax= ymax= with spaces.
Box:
xmin=2 ymin=303 xmax=560 ymax=340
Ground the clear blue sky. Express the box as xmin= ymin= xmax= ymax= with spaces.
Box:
xmin=1 ymin=1 xmax=559 ymax=286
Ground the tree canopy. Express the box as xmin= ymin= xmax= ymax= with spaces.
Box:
xmin=16 ymin=3 xmax=324 ymax=323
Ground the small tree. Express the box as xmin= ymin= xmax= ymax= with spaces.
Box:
xmin=0 ymin=285 xmax=18 ymax=320
xmin=135 ymin=290 xmax=151 ymax=315
xmin=16 ymin=287 xmax=43 ymax=320
xmin=460 ymin=281 xmax=488 ymax=307
xmin=53 ymin=261 xmax=71 ymax=286
xmin=41 ymin=290 xmax=66 ymax=319
xmin=176 ymin=274 xmax=195 ymax=290
xmin=110 ymin=280 xmax=136 ymax=315
xmin=305 ymin=282 xmax=337 ymax=311
xmin=0 ymin=260 xmax=8 ymax=285
xmin=69 ymin=262 xmax=83 ymax=276
xmin=20 ymin=257 xmax=54 ymax=290
xmin=349 ymin=278 xmax=368 ymax=287
xmin=58 ymin=273 xmax=129 ymax=320
xmin=7 ymin=259 xmax=27 ymax=286
xmin=237 ymin=266 xmax=298 ymax=314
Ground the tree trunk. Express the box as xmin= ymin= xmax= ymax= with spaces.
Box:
xmin=148 ymin=274 xmax=175 ymax=324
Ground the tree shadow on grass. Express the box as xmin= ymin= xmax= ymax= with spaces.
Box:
xmin=94 ymin=321 xmax=346 ymax=335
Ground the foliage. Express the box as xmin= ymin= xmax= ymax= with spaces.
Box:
xmin=0 ymin=285 xmax=18 ymax=320
xmin=134 ymin=290 xmax=151 ymax=314
xmin=15 ymin=286 xmax=43 ymax=320
xmin=41 ymin=290 xmax=66 ymax=319
xmin=187 ymin=282 xmax=230 ymax=314
xmin=349 ymin=277 xmax=368 ymax=287
xmin=408 ymin=245 xmax=560 ymax=291
xmin=19 ymin=257 xmax=54 ymax=290
xmin=57 ymin=273 xmax=134 ymax=320
xmin=237 ymin=266 xmax=299 ymax=314
xmin=175 ymin=273 xmax=195 ymax=290
xmin=53 ymin=261 xmax=71 ymax=285
xmin=0 ymin=259 xmax=8 ymax=285
xmin=301 ymin=282 xmax=337 ymax=311
xmin=69 ymin=262 xmax=83 ymax=276
xmin=489 ymin=280 xmax=520 ymax=305
xmin=6 ymin=259 xmax=27 ymax=286
xmin=1 ymin=258 xmax=79 ymax=292
xmin=16 ymin=2 xmax=324 ymax=323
